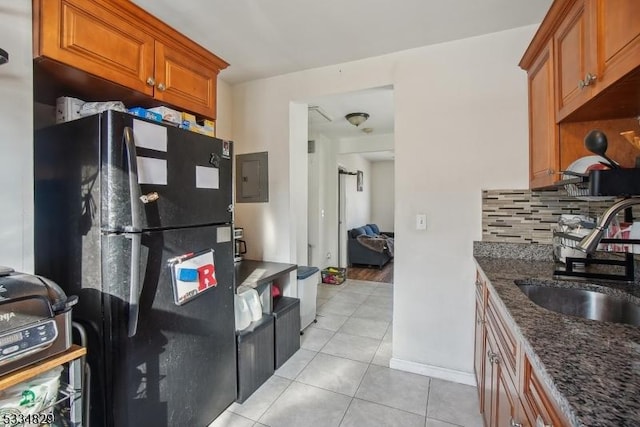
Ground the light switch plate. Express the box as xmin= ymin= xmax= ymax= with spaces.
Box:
xmin=416 ymin=214 xmax=427 ymax=230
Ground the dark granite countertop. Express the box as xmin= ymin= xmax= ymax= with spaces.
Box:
xmin=474 ymin=242 xmax=640 ymax=427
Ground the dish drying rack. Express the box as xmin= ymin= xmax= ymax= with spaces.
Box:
xmin=556 ymin=168 xmax=640 ymax=197
xmin=553 ymin=232 xmax=640 ymax=282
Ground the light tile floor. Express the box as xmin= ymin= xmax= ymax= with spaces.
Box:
xmin=210 ymin=279 xmax=483 ymax=427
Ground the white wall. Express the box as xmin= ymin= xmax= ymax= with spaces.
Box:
xmin=371 ymin=161 xmax=394 ymax=232
xmin=0 ymin=3 xmax=34 ymax=272
xmin=308 ymin=133 xmax=337 ymax=269
xmin=232 ymin=25 xmax=533 ymax=380
xmin=216 ymin=79 xmax=233 ymax=140
xmin=338 ymin=154 xmax=371 ymax=230
xmin=340 ymin=133 xmax=394 ymax=154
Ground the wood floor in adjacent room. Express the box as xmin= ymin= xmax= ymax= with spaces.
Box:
xmin=346 ymin=261 xmax=393 ymax=284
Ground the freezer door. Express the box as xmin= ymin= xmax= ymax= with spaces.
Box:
xmin=100 ymin=225 xmax=236 ymax=427
xmin=101 ymin=111 xmax=233 ymax=232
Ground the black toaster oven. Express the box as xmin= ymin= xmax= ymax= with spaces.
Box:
xmin=0 ymin=266 xmax=76 ymax=375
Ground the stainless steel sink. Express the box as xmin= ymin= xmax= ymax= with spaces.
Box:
xmin=516 ymin=284 xmax=640 ymax=327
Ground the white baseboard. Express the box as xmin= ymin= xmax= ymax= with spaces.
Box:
xmin=389 ymin=357 xmax=477 ymax=386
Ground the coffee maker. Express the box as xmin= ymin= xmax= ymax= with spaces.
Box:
xmin=234 ymin=227 xmax=247 ymax=263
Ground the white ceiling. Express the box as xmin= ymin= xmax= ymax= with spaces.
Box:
xmin=308 ymin=86 xmax=395 ymax=161
xmin=131 ymin=0 xmax=552 ymax=85
xmin=309 ymin=87 xmax=394 ymax=137
xmin=131 ymin=0 xmax=551 ymax=155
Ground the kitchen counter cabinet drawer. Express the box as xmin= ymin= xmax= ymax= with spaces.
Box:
xmin=475 ymin=269 xmax=486 ymax=305
xmin=486 ymin=293 xmax=518 ymax=383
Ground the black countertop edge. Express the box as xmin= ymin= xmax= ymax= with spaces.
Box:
xmin=235 ymin=259 xmax=297 ymax=289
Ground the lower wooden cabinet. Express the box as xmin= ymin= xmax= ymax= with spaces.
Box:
xmin=521 ymin=354 xmax=567 ymax=427
xmin=474 ymin=267 xmax=569 ymax=427
xmin=474 ymin=272 xmax=486 ymax=409
xmin=485 ymin=328 xmax=523 ymax=427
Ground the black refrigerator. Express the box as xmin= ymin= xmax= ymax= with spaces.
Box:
xmin=34 ymin=111 xmax=236 ymax=427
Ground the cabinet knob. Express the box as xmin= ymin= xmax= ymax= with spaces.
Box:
xmin=547 ymin=168 xmax=554 ymax=175
xmin=579 ymin=73 xmax=597 ymax=89
xmin=157 ymin=83 xmax=166 ymax=92
xmin=510 ymin=419 xmax=523 ymax=427
xmin=146 ymin=77 xmax=155 ymax=86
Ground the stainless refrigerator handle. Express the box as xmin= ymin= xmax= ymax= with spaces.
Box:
xmin=127 ymin=233 xmax=142 ymax=337
xmin=123 ymin=127 xmax=142 ymax=231
xmin=123 ymin=127 xmax=143 ymax=337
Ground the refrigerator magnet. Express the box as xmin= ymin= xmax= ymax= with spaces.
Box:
xmin=222 ymin=140 xmax=230 ymax=158
xmin=168 ymin=248 xmax=217 ymax=305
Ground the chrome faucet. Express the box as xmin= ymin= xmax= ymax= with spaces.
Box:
xmin=577 ymin=198 xmax=640 ymax=254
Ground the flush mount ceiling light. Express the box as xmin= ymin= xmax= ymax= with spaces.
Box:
xmin=345 ymin=112 xmax=369 ymax=127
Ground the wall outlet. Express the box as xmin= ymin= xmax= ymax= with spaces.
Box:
xmin=416 ymin=214 xmax=427 ymax=230
xmin=326 ymin=252 xmax=331 ymax=259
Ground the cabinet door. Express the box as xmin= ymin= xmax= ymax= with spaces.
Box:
xmin=474 ymin=298 xmax=485 ymax=410
xmin=528 ymin=40 xmax=559 ymax=189
xmin=592 ymin=0 xmax=640 ymax=91
xmin=482 ymin=335 xmax=494 ymax=427
xmin=37 ymin=0 xmax=155 ymax=96
xmin=154 ymin=41 xmax=219 ymax=119
xmin=488 ymin=330 xmax=524 ymax=427
xmin=521 ymin=354 xmax=568 ymax=427
xmin=555 ymin=0 xmax=592 ymax=120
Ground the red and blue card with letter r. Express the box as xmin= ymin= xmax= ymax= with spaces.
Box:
xmin=168 ymin=249 xmax=217 ymax=305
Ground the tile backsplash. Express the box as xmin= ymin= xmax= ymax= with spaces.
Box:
xmin=482 ymin=189 xmax=620 ymax=244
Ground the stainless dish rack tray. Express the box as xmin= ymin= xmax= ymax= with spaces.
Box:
xmin=553 ymin=230 xmax=583 ymax=249
xmin=556 ymin=173 xmax=592 ymax=198
xmin=555 ymin=168 xmax=640 ymax=197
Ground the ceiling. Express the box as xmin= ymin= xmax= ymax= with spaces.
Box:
xmin=131 ymin=0 xmax=552 ymax=85
xmin=307 ymin=87 xmax=395 ymax=162
xmin=308 ymin=87 xmax=394 ymax=138
xmin=130 ymin=0 xmax=551 ymax=158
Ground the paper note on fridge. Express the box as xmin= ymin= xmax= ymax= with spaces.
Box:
xmin=195 ymin=166 xmax=220 ymax=189
xmin=137 ymin=157 xmax=167 ymax=185
xmin=169 ymin=249 xmax=217 ymax=305
xmin=133 ymin=118 xmax=167 ymax=152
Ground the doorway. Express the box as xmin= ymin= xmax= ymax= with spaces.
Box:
xmin=305 ymin=85 xmax=395 ymax=278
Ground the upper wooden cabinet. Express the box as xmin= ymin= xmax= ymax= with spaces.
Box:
xmin=528 ymin=40 xmax=559 ymax=188
xmin=520 ymin=0 xmax=640 ymax=188
xmin=33 ymin=0 xmax=228 ymax=120
xmin=592 ymin=0 xmax=640 ymax=91
xmin=555 ymin=0 xmax=592 ymax=120
xmin=554 ymin=0 xmax=640 ymax=121
xmin=153 ymin=41 xmax=220 ymax=118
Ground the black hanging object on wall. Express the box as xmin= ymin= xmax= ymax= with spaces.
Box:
xmin=0 ymin=48 xmax=8 ymax=65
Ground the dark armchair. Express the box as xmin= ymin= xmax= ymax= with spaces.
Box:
xmin=347 ymin=224 xmax=394 ymax=268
